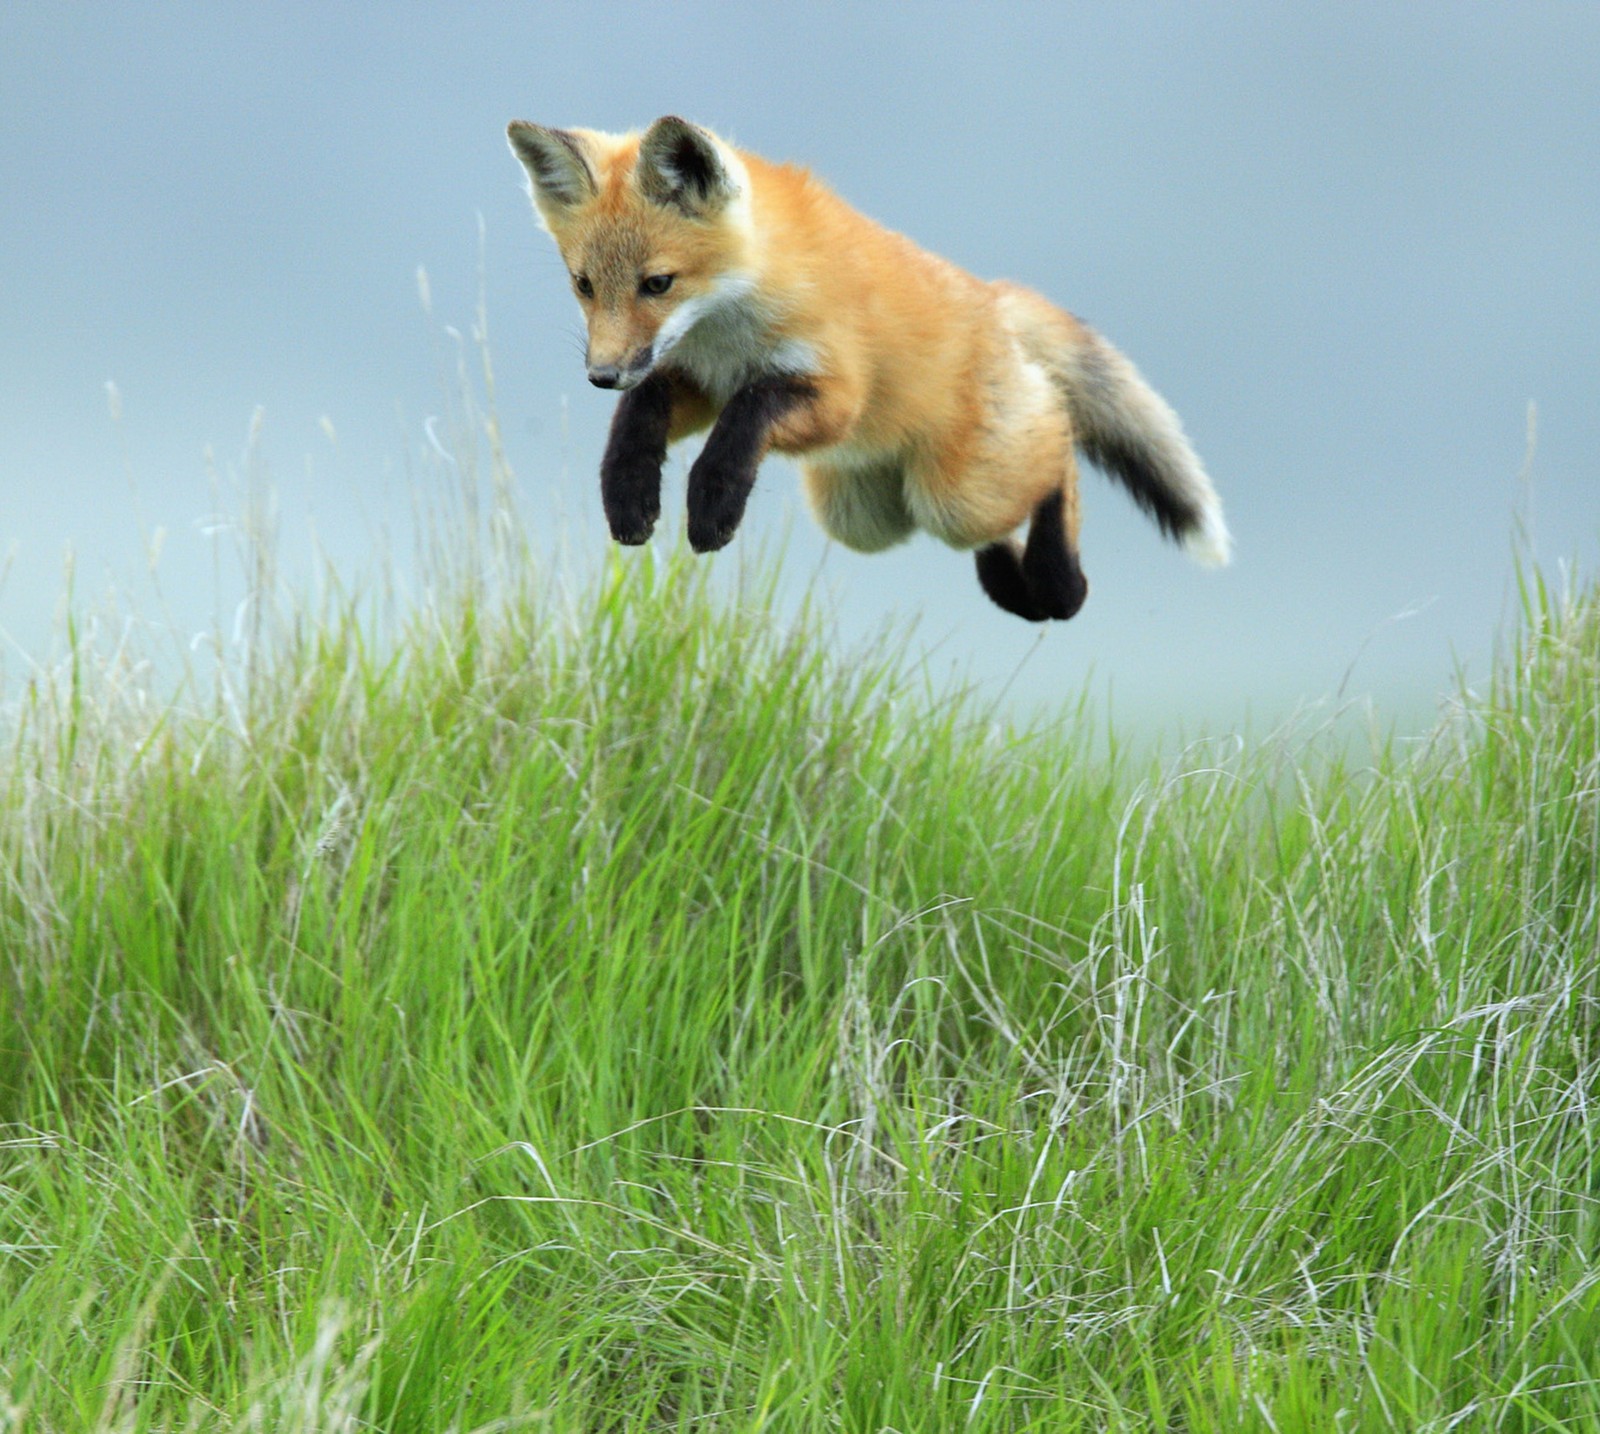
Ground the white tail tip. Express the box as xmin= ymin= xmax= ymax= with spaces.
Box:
xmin=1184 ymin=507 xmax=1233 ymax=567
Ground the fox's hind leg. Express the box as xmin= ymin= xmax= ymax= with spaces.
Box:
xmin=974 ymin=487 xmax=1088 ymax=622
xmin=1022 ymin=487 xmax=1089 ymax=620
xmin=907 ymin=353 xmax=1087 ymax=621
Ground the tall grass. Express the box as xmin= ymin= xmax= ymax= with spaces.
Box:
xmin=1 ymin=415 xmax=1596 ymax=1429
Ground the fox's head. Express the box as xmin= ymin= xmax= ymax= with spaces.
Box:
xmin=507 ymin=116 xmax=755 ymax=390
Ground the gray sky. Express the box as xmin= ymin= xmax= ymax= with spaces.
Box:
xmin=3 ymin=3 xmax=1597 ymax=734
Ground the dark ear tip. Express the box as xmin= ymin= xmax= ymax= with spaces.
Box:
xmin=506 ymin=120 xmax=543 ymax=154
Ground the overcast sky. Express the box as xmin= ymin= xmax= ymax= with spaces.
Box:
xmin=3 ymin=3 xmax=1597 ymax=735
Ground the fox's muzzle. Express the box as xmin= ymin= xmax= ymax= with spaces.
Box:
xmin=586 ymin=348 xmax=654 ymax=390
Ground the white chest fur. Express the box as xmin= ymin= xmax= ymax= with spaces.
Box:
xmin=658 ymin=275 xmax=817 ymax=403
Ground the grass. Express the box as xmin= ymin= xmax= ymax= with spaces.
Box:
xmin=1 ymin=435 xmax=1598 ymax=1429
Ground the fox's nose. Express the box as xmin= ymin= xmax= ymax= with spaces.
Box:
xmin=587 ymin=366 xmax=621 ymax=389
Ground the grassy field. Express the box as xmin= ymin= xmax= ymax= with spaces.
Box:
xmin=2 ymin=491 xmax=1597 ymax=1429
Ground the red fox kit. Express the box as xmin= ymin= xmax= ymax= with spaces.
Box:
xmin=507 ymin=115 xmax=1230 ymax=620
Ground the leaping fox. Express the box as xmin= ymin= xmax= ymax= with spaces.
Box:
xmin=507 ymin=115 xmax=1230 ymax=621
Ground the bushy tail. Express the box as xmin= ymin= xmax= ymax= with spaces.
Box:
xmin=1001 ymin=287 xmax=1231 ymax=566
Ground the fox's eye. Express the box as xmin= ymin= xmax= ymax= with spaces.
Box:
xmin=640 ymin=274 xmax=674 ymax=297
xmin=574 ymin=274 xmax=594 ymax=298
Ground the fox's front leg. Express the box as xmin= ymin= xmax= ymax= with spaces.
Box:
xmin=599 ymin=373 xmax=676 ymax=545
xmin=686 ymin=377 xmax=817 ymax=553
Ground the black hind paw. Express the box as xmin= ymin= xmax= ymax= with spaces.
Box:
xmin=976 ymin=542 xmax=1047 ymax=621
xmin=974 ymin=489 xmax=1089 ymax=622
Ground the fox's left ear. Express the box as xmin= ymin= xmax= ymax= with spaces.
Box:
xmin=507 ymin=121 xmax=598 ymax=225
xmin=636 ymin=116 xmax=740 ymax=215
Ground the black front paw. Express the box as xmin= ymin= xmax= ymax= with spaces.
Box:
xmin=681 ymin=375 xmax=804 ymax=554
xmin=603 ymin=479 xmax=660 ymax=545
xmin=686 ymin=468 xmax=749 ymax=553
xmin=599 ymin=374 xmax=672 ymax=546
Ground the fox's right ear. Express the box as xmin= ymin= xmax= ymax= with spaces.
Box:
xmin=507 ymin=122 xmax=597 ymax=220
